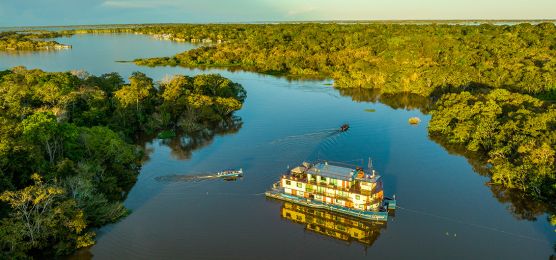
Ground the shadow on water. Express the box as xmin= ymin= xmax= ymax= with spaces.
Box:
xmin=429 ymin=134 xmax=556 ymax=220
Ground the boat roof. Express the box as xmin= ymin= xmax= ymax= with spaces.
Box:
xmin=307 ymin=162 xmax=356 ymax=181
xmin=357 ymin=174 xmax=381 ymax=183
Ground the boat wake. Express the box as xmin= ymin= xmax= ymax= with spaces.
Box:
xmin=263 ymin=126 xmax=350 ymax=164
xmin=155 ymin=173 xmax=239 ymax=182
xmin=269 ymin=128 xmax=340 ymax=145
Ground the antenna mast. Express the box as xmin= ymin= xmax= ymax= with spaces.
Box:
xmin=368 ymin=157 xmax=376 ymax=177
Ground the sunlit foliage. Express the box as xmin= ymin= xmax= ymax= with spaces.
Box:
xmin=0 ymin=67 xmax=245 ymax=257
xmin=0 ymin=31 xmax=71 ymax=51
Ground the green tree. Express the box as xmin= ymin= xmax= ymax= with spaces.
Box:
xmin=0 ymin=174 xmax=94 ymax=257
xmin=114 ymin=72 xmax=156 ymax=113
xmin=21 ymin=112 xmax=78 ymax=164
xmin=76 ymin=126 xmax=140 ymax=200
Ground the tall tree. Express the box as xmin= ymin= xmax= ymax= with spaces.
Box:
xmin=0 ymin=174 xmax=94 ymax=256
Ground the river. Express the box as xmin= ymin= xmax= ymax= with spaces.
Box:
xmin=1 ymin=33 xmax=554 ymax=259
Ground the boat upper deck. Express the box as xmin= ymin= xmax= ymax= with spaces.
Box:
xmin=307 ymin=162 xmax=356 ymax=181
xmin=304 ymin=161 xmax=381 ymax=183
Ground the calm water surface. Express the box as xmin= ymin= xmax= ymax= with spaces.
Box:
xmin=1 ymin=34 xmax=554 ymax=259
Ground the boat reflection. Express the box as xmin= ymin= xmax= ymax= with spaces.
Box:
xmin=279 ymin=202 xmax=387 ymax=246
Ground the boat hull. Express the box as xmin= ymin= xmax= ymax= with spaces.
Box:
xmin=218 ymin=173 xmax=242 ymax=178
xmin=265 ymin=189 xmax=388 ymax=221
xmin=216 ymin=169 xmax=243 ymax=179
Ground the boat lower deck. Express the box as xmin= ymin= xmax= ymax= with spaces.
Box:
xmin=265 ymin=188 xmax=389 ymax=221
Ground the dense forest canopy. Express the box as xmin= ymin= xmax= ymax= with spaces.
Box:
xmin=429 ymin=89 xmax=556 ymax=198
xmin=0 ymin=67 xmax=245 ymax=257
xmin=123 ymin=23 xmax=556 ymax=97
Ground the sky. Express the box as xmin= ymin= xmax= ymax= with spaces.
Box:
xmin=1 ymin=0 xmax=555 ymax=27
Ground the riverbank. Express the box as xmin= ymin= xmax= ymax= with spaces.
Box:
xmin=0 ymin=67 xmax=245 ymax=258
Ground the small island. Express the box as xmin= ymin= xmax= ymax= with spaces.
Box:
xmin=0 ymin=31 xmax=71 ymax=51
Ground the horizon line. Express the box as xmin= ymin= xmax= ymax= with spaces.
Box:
xmin=2 ymin=19 xmax=556 ymax=29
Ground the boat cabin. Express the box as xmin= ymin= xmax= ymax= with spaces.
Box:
xmin=280 ymin=161 xmax=384 ymax=211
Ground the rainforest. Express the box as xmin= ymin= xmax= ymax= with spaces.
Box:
xmin=0 ymin=22 xmax=555 ymax=258
xmin=0 ymin=67 xmax=245 ymax=257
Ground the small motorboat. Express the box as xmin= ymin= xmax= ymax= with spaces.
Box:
xmin=216 ymin=168 xmax=243 ymax=178
xmin=340 ymin=124 xmax=350 ymax=132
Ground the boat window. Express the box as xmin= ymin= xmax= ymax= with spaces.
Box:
xmin=286 ymin=180 xmax=291 ymax=185
xmin=356 ymin=195 xmax=360 ymax=200
xmin=297 ymin=183 xmax=302 ymax=188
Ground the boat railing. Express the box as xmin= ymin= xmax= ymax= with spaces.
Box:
xmin=349 ymin=185 xmax=374 ymax=196
xmin=313 ymin=160 xmax=362 ymax=169
xmin=283 ymin=174 xmax=381 ymax=197
xmin=306 ymin=180 xmax=353 ymax=193
xmin=308 ymin=189 xmax=352 ymax=201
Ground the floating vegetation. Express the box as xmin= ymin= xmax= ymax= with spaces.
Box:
xmin=157 ymin=130 xmax=176 ymax=139
xmin=364 ymin=108 xmax=376 ymax=112
xmin=408 ymin=117 xmax=421 ymax=125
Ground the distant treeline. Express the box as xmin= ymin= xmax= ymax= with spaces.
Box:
xmin=125 ymin=23 xmax=556 ymax=96
xmin=0 ymin=67 xmax=245 ymax=257
xmin=0 ymin=31 xmax=72 ymax=51
xmin=65 ymin=24 xmax=241 ymax=43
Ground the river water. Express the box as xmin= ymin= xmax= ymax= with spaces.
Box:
xmin=1 ymin=34 xmax=554 ymax=259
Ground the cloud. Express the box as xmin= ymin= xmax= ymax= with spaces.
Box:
xmin=101 ymin=0 xmax=180 ymax=9
xmin=286 ymin=5 xmax=317 ymax=17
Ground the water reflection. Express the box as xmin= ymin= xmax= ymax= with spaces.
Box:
xmin=336 ymin=88 xmax=432 ymax=114
xmin=0 ymin=48 xmax=70 ymax=56
xmin=279 ymin=202 xmax=386 ymax=247
xmin=161 ymin=117 xmax=243 ymax=160
xmin=428 ymin=134 xmax=490 ymax=176
xmin=137 ymin=116 xmax=242 ymax=162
